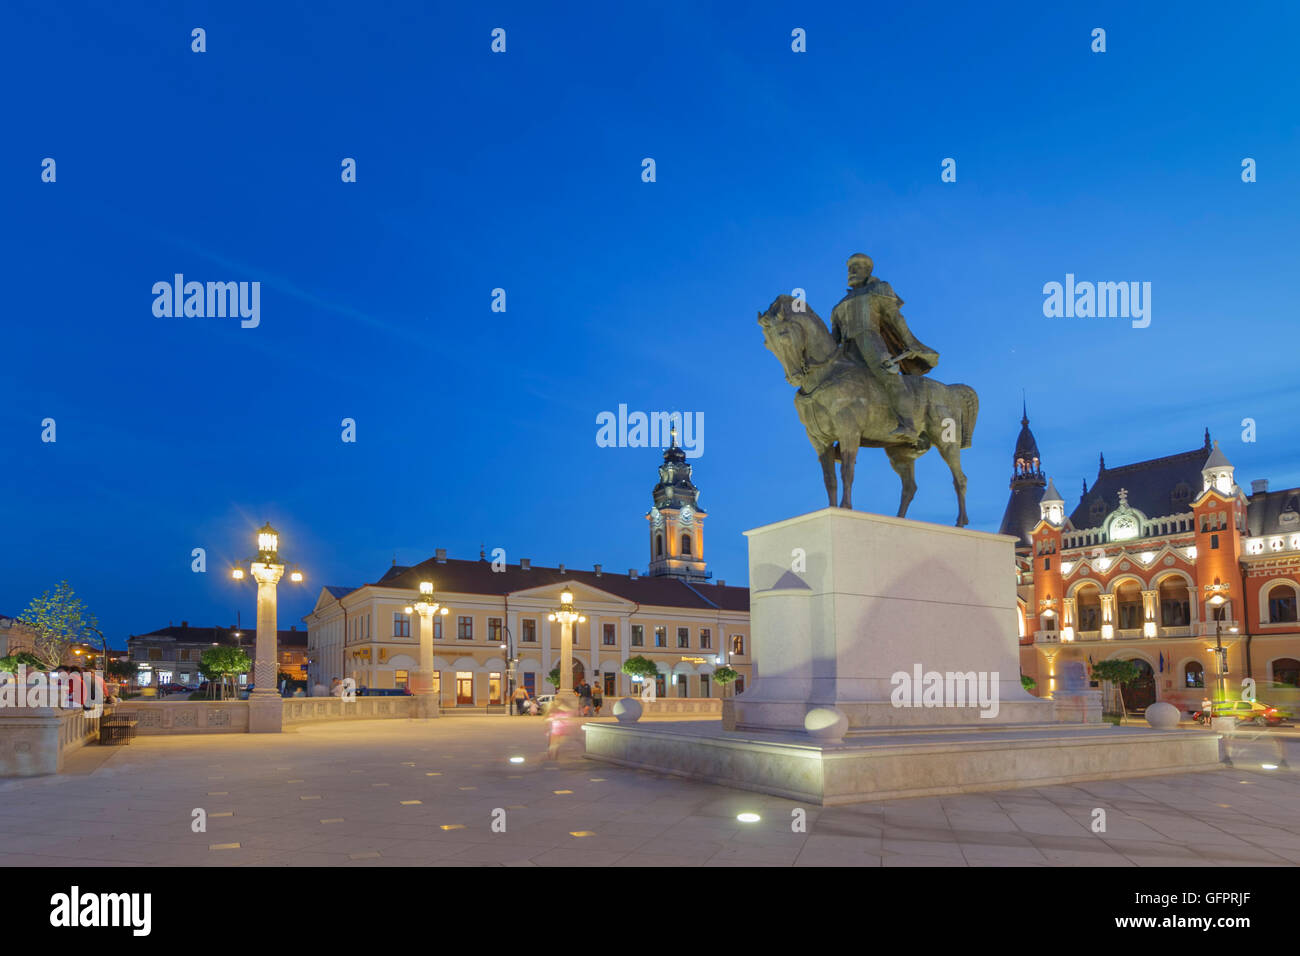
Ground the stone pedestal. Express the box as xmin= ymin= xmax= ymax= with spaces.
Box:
xmin=247 ymin=695 xmax=283 ymax=734
xmin=1052 ymin=660 xmax=1103 ymax=723
xmin=730 ymin=508 xmax=1052 ymax=731
xmin=586 ymin=508 xmax=1222 ymax=803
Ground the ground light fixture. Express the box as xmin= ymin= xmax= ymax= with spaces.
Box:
xmin=1262 ymin=764 xmax=1279 ymax=770
xmin=509 ymin=756 xmax=525 ymax=764
xmin=736 ymin=812 xmax=761 ymax=823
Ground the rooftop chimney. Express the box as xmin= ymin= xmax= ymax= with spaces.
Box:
xmin=520 ymin=558 xmax=531 ymax=570
xmin=181 ymin=621 xmax=188 ymax=628
xmin=594 ymin=564 xmax=602 ymax=576
xmin=435 ymin=548 xmax=447 ymax=563
xmin=629 ymin=569 xmax=638 ymax=580
xmin=558 ymin=563 xmax=566 ymax=574
xmin=1251 ymin=479 xmax=1269 ymax=494
xmin=717 ymin=580 xmax=726 ymax=587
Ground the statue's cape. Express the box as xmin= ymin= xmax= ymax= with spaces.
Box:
xmin=834 ymin=282 xmax=938 ymax=375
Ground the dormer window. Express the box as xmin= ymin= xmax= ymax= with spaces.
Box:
xmin=1172 ymin=482 xmax=1191 ymax=506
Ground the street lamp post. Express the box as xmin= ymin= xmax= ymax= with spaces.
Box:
xmin=548 ymin=590 xmax=585 ymax=711
xmin=404 ymin=581 xmax=449 ymax=719
xmin=231 ymin=522 xmax=304 ymax=733
xmin=1205 ymin=584 xmax=1239 ymax=704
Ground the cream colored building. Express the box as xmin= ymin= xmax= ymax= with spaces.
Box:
xmin=304 ymin=436 xmax=750 ymax=705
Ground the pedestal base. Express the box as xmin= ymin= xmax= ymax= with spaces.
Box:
xmin=413 ymin=694 xmax=440 ymax=719
xmin=247 ymin=694 xmax=283 ymax=734
xmin=584 ymin=721 xmax=1223 ymax=805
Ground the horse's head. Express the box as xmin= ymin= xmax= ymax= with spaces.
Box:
xmin=758 ymin=295 xmax=835 ymax=385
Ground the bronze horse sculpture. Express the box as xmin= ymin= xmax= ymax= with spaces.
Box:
xmin=758 ymin=294 xmax=978 ymax=526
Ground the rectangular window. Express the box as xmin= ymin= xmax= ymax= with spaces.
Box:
xmin=394 ymin=669 xmax=409 ymax=689
xmin=148 ymin=649 xmax=161 ymax=661
xmin=604 ymin=672 xmax=616 ymax=696
xmin=488 ymin=618 xmax=503 ymax=642
xmin=1044 ymin=557 xmax=1051 ymax=571
xmin=393 ymin=612 xmax=411 ymax=638
xmin=521 ymin=619 xmax=537 ymax=642
xmin=655 ymin=626 xmax=667 ymax=648
xmin=523 ymin=672 xmax=536 ymax=695
xmin=458 ymin=616 xmax=473 ymax=640
xmin=631 ymin=625 xmax=644 ymax=647
xmin=700 ymin=628 xmax=711 ymax=650
xmin=731 ymin=634 xmax=745 ymax=655
xmin=700 ymin=673 xmax=710 ymax=697
xmin=677 ymin=627 xmax=689 ymax=649
xmin=1210 ymin=534 xmax=1219 ymax=550
xmin=603 ymin=623 xmax=616 ymax=646
xmin=433 ymin=616 xmax=443 ymax=640
xmin=489 ymin=672 xmax=502 ymax=705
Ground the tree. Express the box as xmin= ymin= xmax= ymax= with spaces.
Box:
xmin=546 ymin=666 xmax=561 ymax=690
xmin=106 ymin=660 xmax=134 ymax=679
xmin=621 ymin=656 xmax=661 ymax=693
xmin=1020 ymin=673 xmax=1036 ymax=693
xmin=16 ymin=582 xmax=100 ymax=670
xmin=1090 ymin=659 xmax=1140 ymax=721
xmin=199 ymin=646 xmax=251 ymax=700
xmin=0 ymin=651 xmax=45 ymax=673
xmin=712 ymin=665 xmax=740 ymax=696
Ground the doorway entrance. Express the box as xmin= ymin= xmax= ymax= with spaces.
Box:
xmin=456 ymin=671 xmax=474 ymax=705
xmin=1122 ymin=658 xmax=1156 ymax=711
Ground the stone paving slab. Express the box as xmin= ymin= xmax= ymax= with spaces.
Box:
xmin=0 ymin=717 xmax=1294 ymax=867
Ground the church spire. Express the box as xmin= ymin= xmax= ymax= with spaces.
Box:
xmin=646 ymin=421 xmax=709 ymax=582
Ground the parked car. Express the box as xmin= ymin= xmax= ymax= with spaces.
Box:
xmin=534 ymin=694 xmax=555 ymax=712
xmin=1198 ymin=699 xmax=1285 ymax=726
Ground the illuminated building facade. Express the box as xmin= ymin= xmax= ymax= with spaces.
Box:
xmin=305 ymin=440 xmax=751 ymax=704
xmin=1006 ymin=422 xmax=1300 ymax=711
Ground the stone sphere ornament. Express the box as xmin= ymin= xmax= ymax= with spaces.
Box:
xmin=804 ymin=706 xmax=848 ymax=741
xmin=613 ymin=697 xmax=643 ymax=723
xmin=1145 ymin=701 xmax=1180 ymax=729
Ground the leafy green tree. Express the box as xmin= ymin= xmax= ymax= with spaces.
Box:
xmin=1090 ymin=659 xmax=1140 ymax=719
xmin=16 ymin=582 xmax=100 ymax=670
xmin=712 ymin=665 xmax=740 ymax=696
xmin=546 ymin=666 xmax=561 ymax=690
xmin=1020 ymin=673 xmax=1036 ymax=693
xmin=106 ymin=660 xmax=134 ymax=679
xmin=0 ymin=651 xmax=46 ymax=672
xmin=199 ymin=646 xmax=251 ymax=700
xmin=621 ymin=656 xmax=661 ymax=693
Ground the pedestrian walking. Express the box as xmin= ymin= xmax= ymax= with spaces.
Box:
xmin=546 ymin=703 xmax=575 ymax=759
xmin=578 ymin=680 xmax=593 ymax=717
xmin=512 ymin=685 xmax=529 ymax=715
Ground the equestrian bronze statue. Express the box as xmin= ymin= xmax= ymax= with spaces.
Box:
xmin=758 ymin=254 xmax=978 ymax=526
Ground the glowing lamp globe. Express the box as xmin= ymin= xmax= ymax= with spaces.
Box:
xmin=561 ymin=590 xmax=573 ymax=605
xmin=419 ymin=581 xmax=434 ymax=595
xmin=257 ymin=522 xmax=279 ymax=557
xmin=231 ymin=568 xmax=245 ymax=580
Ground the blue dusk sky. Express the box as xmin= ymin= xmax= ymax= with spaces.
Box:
xmin=3 ymin=1 xmax=1298 ymax=646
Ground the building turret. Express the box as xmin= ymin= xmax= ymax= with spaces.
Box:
xmin=646 ymin=423 xmax=709 ymax=582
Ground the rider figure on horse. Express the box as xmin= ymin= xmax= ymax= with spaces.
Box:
xmin=829 ymin=254 xmax=939 ymax=447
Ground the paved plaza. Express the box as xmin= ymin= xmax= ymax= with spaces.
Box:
xmin=2 ymin=718 xmax=1298 ymax=867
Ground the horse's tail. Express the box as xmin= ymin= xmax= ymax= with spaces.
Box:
xmin=955 ymin=384 xmax=978 ymax=449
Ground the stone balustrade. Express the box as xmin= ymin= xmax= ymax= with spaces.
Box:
xmin=0 ymin=707 xmax=100 ymax=776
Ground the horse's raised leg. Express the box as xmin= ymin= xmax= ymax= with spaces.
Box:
xmin=886 ymin=445 xmax=919 ymax=518
xmin=838 ymin=437 xmax=861 ymax=509
xmin=817 ymin=445 xmax=837 ymax=508
xmin=937 ymin=441 xmax=969 ymax=527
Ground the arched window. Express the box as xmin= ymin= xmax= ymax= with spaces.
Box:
xmin=1158 ymin=577 xmax=1190 ymax=627
xmin=1076 ymin=584 xmax=1101 ymax=632
xmin=655 ymin=534 xmax=663 ymax=557
xmin=1184 ymin=660 xmax=1204 ymax=688
xmin=1116 ymin=581 xmax=1142 ymax=630
xmin=1273 ymin=658 xmax=1300 ymax=687
xmin=1267 ymin=584 xmax=1298 ymax=623
xmin=681 ymin=533 xmax=692 ymax=556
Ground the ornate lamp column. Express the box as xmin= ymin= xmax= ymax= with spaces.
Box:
xmin=231 ymin=522 xmax=304 ymax=733
xmin=548 ymin=590 xmax=585 ymax=711
xmin=404 ymin=580 xmax=448 ymax=719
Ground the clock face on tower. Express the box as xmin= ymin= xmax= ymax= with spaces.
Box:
xmin=680 ymin=505 xmax=694 ymax=526
xmin=650 ymin=508 xmax=664 ymax=529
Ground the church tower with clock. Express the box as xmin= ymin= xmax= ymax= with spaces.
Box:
xmin=647 ymin=424 xmax=709 ymax=582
